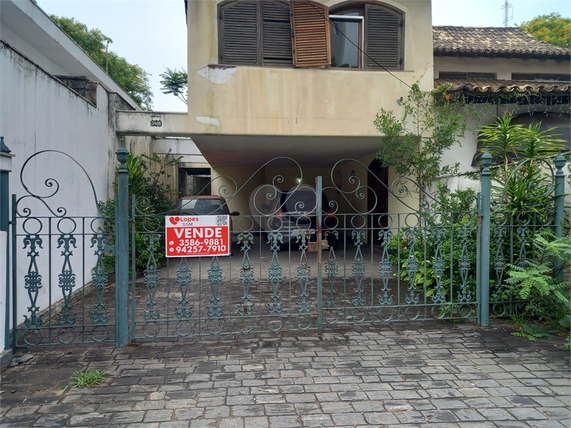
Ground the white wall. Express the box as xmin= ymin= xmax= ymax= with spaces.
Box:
xmin=442 ymin=102 xmax=569 ymax=193
xmin=1 ymin=42 xmax=116 ymax=333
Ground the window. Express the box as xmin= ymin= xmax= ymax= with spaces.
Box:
xmin=291 ymin=1 xmax=404 ymax=69
xmin=439 ymin=72 xmax=497 ymax=80
xmin=218 ymin=0 xmax=293 ymax=66
xmin=330 ymin=14 xmax=363 ymax=68
xmin=219 ymin=0 xmax=404 ymax=70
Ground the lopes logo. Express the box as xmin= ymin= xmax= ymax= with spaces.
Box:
xmin=168 ymin=216 xmax=199 ymax=225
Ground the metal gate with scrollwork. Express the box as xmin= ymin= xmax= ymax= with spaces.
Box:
xmin=129 ymin=160 xmax=481 ymax=341
xmin=7 ymin=147 xmax=567 ymax=347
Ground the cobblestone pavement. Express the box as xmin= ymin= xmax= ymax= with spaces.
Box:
xmin=1 ymin=321 xmax=569 ymax=428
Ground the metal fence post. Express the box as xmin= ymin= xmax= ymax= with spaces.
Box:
xmin=115 ymin=140 xmax=130 ymax=347
xmin=554 ymin=152 xmax=566 ymax=282
xmin=478 ymin=150 xmax=492 ymax=327
xmin=316 ymin=176 xmax=323 ymax=330
xmin=1 ymin=137 xmax=14 ymax=350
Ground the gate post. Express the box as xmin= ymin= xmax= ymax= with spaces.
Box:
xmin=1 ymin=137 xmax=14 ymax=351
xmin=115 ymin=140 xmax=130 ymax=347
xmin=554 ymin=152 xmax=566 ymax=282
xmin=316 ymin=176 xmax=323 ymax=330
xmin=478 ymin=150 xmax=492 ymax=327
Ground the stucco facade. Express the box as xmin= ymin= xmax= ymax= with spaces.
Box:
xmin=177 ymin=0 xmax=432 ymax=218
xmin=184 ymin=0 xmax=432 ymax=164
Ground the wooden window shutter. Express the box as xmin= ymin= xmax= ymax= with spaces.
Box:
xmin=290 ymin=0 xmax=330 ymax=68
xmin=365 ymin=4 xmax=403 ymax=70
xmin=219 ymin=1 xmax=259 ymax=65
xmin=262 ymin=1 xmax=293 ymax=66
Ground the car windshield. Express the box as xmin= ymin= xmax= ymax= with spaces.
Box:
xmin=178 ymin=199 xmax=228 ymax=215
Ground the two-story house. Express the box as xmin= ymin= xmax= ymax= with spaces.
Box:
xmin=117 ymin=1 xmax=570 ymax=218
xmin=119 ymin=0 xmax=435 ymax=218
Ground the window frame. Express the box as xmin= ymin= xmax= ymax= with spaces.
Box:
xmin=329 ymin=14 xmax=364 ymax=69
xmin=330 ymin=1 xmax=404 ymax=71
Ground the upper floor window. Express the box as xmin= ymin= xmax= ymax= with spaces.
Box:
xmin=218 ymin=0 xmax=404 ymax=70
xmin=328 ymin=3 xmax=404 ymax=70
xmin=218 ymin=0 xmax=293 ymax=66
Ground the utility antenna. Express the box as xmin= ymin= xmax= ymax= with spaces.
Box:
xmin=502 ymin=0 xmax=513 ymax=27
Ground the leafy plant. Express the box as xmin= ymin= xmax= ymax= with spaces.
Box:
xmin=100 ymin=152 xmax=181 ymax=274
xmin=160 ymin=67 xmax=188 ymax=105
xmin=511 ymin=317 xmax=557 ymax=341
xmin=374 ymin=83 xmax=473 ymax=206
xmin=503 ymin=234 xmax=571 ymax=336
xmin=480 ymin=112 xmax=566 ymax=218
xmin=478 ymin=113 xmax=527 ymax=180
xmin=386 ymin=186 xmax=478 ymax=304
xmin=520 ymin=12 xmax=571 ymax=49
xmin=504 ymin=234 xmax=570 ymax=302
xmin=63 ymin=369 xmax=107 ymax=390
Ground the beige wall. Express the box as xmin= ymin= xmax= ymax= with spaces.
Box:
xmin=435 ymin=56 xmax=570 ymax=80
xmin=186 ymin=0 xmax=433 ymax=138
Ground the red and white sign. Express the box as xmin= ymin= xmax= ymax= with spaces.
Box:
xmin=166 ymin=215 xmax=230 ymax=257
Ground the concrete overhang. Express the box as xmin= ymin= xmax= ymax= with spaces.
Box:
xmin=116 ymin=111 xmax=382 ymax=168
xmin=0 ymin=0 xmax=140 ymax=110
xmin=191 ymin=135 xmax=381 ymax=168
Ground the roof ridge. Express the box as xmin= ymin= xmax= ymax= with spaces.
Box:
xmin=433 ymin=26 xmax=571 ymax=57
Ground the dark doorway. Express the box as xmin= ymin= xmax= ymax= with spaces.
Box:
xmin=179 ymin=167 xmax=211 ymax=196
xmin=367 ymin=158 xmax=388 ymax=245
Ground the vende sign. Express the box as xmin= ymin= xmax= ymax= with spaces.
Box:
xmin=166 ymin=215 xmax=230 ymax=257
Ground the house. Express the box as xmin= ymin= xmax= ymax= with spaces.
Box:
xmin=2 ymin=0 xmax=569 ymax=351
xmin=119 ymin=0 xmax=435 ymax=220
xmin=433 ymin=26 xmax=570 ymax=189
xmin=119 ymin=1 xmax=570 ymax=220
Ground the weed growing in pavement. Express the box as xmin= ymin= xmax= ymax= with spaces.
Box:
xmin=63 ymin=369 xmax=107 ymax=390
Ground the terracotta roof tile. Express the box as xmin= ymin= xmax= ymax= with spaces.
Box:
xmin=434 ymin=78 xmax=571 ymax=94
xmin=433 ymin=27 xmax=571 ymax=58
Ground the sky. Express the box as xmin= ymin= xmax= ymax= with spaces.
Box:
xmin=36 ymin=0 xmax=571 ymax=112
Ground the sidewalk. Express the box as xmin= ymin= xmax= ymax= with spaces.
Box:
xmin=1 ymin=320 xmax=569 ymax=428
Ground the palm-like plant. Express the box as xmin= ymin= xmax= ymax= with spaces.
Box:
xmin=478 ymin=113 xmax=526 ymax=180
xmin=480 ymin=112 xmax=566 ymax=217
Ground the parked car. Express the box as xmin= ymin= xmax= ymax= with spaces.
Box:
xmin=175 ymin=195 xmax=239 ymax=217
xmin=248 ymin=184 xmax=336 ymax=250
xmin=279 ymin=186 xmax=336 ymax=248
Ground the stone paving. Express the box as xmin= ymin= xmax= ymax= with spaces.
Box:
xmin=0 ymin=320 xmax=569 ymax=428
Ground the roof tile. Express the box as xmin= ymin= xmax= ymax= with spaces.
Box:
xmin=434 ymin=78 xmax=571 ymax=95
xmin=433 ymin=27 xmax=571 ymax=58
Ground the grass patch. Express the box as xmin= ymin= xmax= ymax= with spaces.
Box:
xmin=63 ymin=369 xmax=107 ymax=390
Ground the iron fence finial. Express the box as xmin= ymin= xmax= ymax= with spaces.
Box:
xmin=481 ymin=150 xmax=493 ymax=169
xmin=554 ymin=151 xmax=566 ymax=171
xmin=0 ymin=136 xmax=11 ymax=154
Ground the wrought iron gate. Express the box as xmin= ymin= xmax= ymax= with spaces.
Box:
xmin=10 ymin=151 xmax=115 ymax=347
xmin=7 ymin=147 xmax=567 ymax=348
xmin=128 ymin=157 xmax=483 ymax=340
